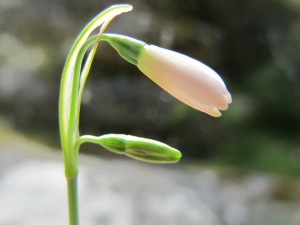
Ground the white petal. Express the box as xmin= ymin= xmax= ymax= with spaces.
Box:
xmin=224 ymin=92 xmax=232 ymax=104
xmin=139 ymin=66 xmax=222 ymax=117
xmin=138 ymin=45 xmax=230 ymax=112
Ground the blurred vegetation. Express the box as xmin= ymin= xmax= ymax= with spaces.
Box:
xmin=0 ymin=0 xmax=300 ymax=174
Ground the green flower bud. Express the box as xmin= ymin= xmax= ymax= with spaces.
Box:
xmin=97 ymin=134 xmax=127 ymax=154
xmin=98 ymin=134 xmax=181 ymax=163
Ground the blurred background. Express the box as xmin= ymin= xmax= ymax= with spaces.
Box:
xmin=0 ymin=0 xmax=300 ymax=224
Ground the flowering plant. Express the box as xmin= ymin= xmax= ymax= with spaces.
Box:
xmin=59 ymin=4 xmax=231 ymax=225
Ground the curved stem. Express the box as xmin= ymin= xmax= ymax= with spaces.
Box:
xmin=59 ymin=4 xmax=132 ymax=177
xmin=75 ymin=135 xmax=101 ymax=151
xmin=75 ymin=18 xmax=115 ymax=134
xmin=72 ymin=36 xmax=97 ymax=161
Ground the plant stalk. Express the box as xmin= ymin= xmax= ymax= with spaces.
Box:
xmin=67 ymin=175 xmax=79 ymax=225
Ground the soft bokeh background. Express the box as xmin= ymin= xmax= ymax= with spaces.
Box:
xmin=0 ymin=0 xmax=300 ymax=224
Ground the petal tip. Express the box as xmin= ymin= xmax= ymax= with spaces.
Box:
xmin=211 ymin=108 xmax=221 ymax=117
xmin=224 ymin=93 xmax=232 ymax=104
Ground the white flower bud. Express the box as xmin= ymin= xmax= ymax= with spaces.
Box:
xmin=102 ymin=34 xmax=232 ymax=116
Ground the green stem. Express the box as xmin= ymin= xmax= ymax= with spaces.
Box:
xmin=75 ymin=18 xmax=115 ymax=132
xmin=67 ymin=175 xmax=79 ymax=225
xmin=75 ymin=135 xmax=100 ymax=150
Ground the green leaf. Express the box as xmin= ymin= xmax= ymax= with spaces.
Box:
xmin=59 ymin=4 xmax=132 ymax=177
